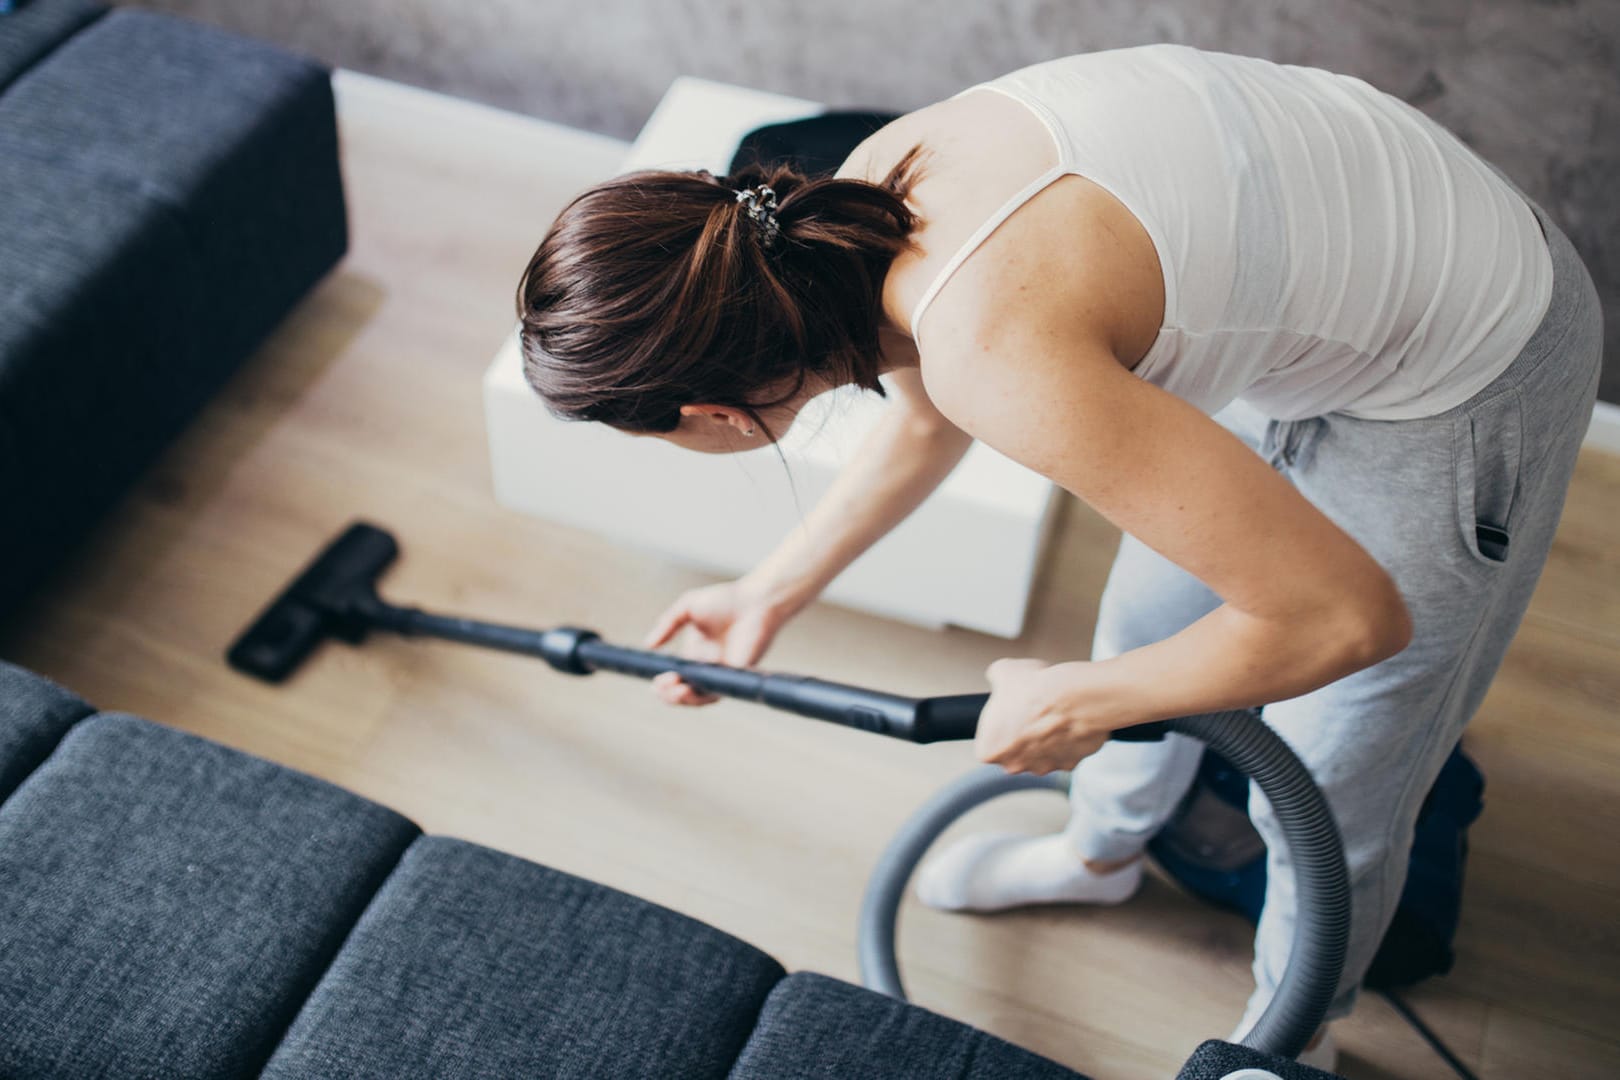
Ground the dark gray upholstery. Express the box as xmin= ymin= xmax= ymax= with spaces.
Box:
xmin=730 ymin=971 xmax=1085 ymax=1080
xmin=0 ymin=4 xmax=347 ymax=618
xmin=264 ymin=836 xmax=786 ymax=1078
xmin=0 ymin=0 xmax=101 ymax=92
xmin=1177 ymin=1039 xmax=1340 ymax=1079
xmin=0 ymin=667 xmax=1340 ymax=1078
xmin=0 ymin=660 xmax=89 ymax=802
xmin=0 ymin=714 xmax=419 ymax=1078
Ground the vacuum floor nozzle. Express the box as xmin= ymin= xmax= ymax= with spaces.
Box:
xmin=227 ymin=522 xmax=399 ymax=682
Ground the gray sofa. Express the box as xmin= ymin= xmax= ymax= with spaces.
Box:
xmin=0 ymin=0 xmax=347 ymax=616
xmin=0 ymin=660 xmax=1341 ymax=1078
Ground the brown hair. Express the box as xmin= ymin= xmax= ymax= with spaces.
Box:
xmin=515 ymin=146 xmax=929 ymax=439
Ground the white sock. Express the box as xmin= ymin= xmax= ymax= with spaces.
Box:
xmin=914 ymin=831 xmax=1143 ymax=913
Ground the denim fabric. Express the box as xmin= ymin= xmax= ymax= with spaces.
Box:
xmin=0 ymin=660 xmax=90 ymax=804
xmin=264 ymin=835 xmax=785 ymax=1079
xmin=0 ymin=9 xmax=347 ymax=616
xmin=729 ymin=972 xmax=1087 ymax=1080
xmin=0 ymin=714 xmax=419 ymax=1078
xmin=0 ymin=0 xmax=101 ymax=93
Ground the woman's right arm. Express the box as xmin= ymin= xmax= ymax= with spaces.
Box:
xmin=749 ymin=366 xmax=976 ymax=617
xmin=645 ymin=367 xmax=975 ymax=704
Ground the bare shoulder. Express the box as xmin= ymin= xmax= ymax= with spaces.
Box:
xmin=836 ymin=92 xmax=1165 ymax=393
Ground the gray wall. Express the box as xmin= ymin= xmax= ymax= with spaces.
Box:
xmin=122 ymin=0 xmax=1619 ymax=403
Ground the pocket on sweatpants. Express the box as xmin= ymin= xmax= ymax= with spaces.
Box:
xmin=1454 ymin=392 xmax=1524 ymax=566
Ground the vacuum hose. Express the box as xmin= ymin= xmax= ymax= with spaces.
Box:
xmin=858 ymin=708 xmax=1348 ymax=1062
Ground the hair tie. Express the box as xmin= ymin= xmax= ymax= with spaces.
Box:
xmin=733 ymin=184 xmax=781 ymax=247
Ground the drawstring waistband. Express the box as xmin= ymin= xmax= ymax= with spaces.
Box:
xmin=1263 ymin=416 xmax=1325 ymax=471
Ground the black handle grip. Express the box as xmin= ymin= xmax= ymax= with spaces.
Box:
xmin=914 ymin=694 xmax=987 ymax=743
xmin=914 ymin=696 xmax=1170 ymax=744
xmin=759 ymin=676 xmax=919 ymax=736
xmin=1108 ymin=720 xmax=1171 ymax=742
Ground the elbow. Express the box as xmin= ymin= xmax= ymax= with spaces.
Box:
xmin=900 ymin=409 xmax=966 ymax=443
xmin=901 ymin=413 xmax=973 ymax=456
xmin=1340 ymin=581 xmax=1413 ymax=671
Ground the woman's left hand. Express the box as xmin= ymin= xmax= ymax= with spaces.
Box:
xmin=975 ymin=657 xmax=1115 ymax=774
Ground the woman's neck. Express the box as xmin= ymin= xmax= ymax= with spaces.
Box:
xmin=876 ymin=324 xmax=922 ymax=375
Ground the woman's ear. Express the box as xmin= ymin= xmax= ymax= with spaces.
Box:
xmin=679 ymin=404 xmax=755 ymax=435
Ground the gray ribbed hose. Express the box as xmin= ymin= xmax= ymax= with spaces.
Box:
xmin=856 ymin=708 xmax=1349 ymax=1062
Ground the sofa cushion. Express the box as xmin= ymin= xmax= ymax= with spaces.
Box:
xmin=0 ymin=714 xmax=418 ymax=1078
xmin=0 ymin=659 xmax=91 ymax=802
xmin=1175 ymin=1038 xmax=1342 ymax=1079
xmin=264 ymin=835 xmax=786 ymax=1079
xmin=729 ymin=971 xmax=1089 ymax=1080
xmin=0 ymin=138 xmax=203 ymax=527
xmin=0 ymin=0 xmax=102 ymax=94
xmin=0 ymin=8 xmax=347 ymax=616
xmin=0 ymin=10 xmax=342 ymax=216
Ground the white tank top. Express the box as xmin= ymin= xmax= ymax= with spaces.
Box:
xmin=908 ymin=45 xmax=1554 ymax=421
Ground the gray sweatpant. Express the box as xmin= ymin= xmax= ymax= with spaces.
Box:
xmin=1064 ymin=197 xmax=1604 ymax=1024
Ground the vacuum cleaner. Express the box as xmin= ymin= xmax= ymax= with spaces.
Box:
xmin=229 ymin=521 xmax=1350 ymax=1063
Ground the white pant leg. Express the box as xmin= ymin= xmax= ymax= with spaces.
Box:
xmin=1063 ymin=531 xmax=1218 ymax=863
xmin=1063 ymin=401 xmax=1270 ymax=864
xmin=1241 ymin=336 xmax=1599 ymax=1022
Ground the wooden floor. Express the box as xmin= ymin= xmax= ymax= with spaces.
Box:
xmin=4 ymin=73 xmax=1617 ymax=1080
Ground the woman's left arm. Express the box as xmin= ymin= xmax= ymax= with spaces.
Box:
xmin=921 ymin=297 xmax=1413 ymax=775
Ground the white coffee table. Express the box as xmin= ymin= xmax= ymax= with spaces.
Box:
xmin=484 ymin=77 xmax=1059 ymax=637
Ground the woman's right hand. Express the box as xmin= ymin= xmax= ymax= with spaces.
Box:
xmin=642 ymin=576 xmax=803 ymax=706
